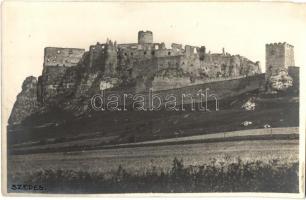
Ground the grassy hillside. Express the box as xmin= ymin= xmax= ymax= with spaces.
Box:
xmin=8 ymin=91 xmax=299 ymax=153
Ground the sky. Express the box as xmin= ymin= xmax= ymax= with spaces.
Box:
xmin=2 ymin=1 xmax=306 ymax=122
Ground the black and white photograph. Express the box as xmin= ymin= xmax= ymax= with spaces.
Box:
xmin=1 ymin=1 xmax=305 ymax=197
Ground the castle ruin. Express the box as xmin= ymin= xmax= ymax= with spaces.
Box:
xmin=9 ymin=30 xmax=265 ymax=124
xmin=265 ymin=42 xmax=295 ymax=78
xmin=39 ymin=30 xmax=262 ymax=102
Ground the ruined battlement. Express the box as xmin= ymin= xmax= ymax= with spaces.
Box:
xmin=266 ymin=42 xmax=294 ymax=48
xmin=44 ymin=47 xmax=85 ymax=68
xmin=43 ymin=31 xmax=261 ymax=79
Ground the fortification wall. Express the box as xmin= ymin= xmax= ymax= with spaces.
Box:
xmin=155 ymin=55 xmax=183 ymax=70
xmin=288 ymin=66 xmax=299 ymax=93
xmin=38 ymin=66 xmax=69 ymax=102
xmin=133 ymin=59 xmax=159 ymax=92
xmin=44 ymin=47 xmax=85 ymax=67
xmin=181 ymin=54 xmax=200 ymax=73
xmin=118 ymin=43 xmax=165 ymax=51
xmin=116 ymin=40 xmax=261 ymax=85
xmin=104 ymin=44 xmax=118 ymax=76
xmin=88 ymin=43 xmax=106 ymax=69
xmin=145 ymin=52 xmax=260 ymax=92
xmin=151 ymin=77 xmax=192 ymax=91
xmin=100 ymin=74 xmax=265 ymax=109
xmin=119 ymin=47 xmax=155 ymax=62
xmin=151 ymin=75 xmax=248 ymax=91
xmin=149 ymin=73 xmax=265 ymax=106
xmin=205 ymin=54 xmax=231 ymax=66
xmin=56 ymin=66 xmax=80 ymax=95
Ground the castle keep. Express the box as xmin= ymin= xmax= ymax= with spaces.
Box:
xmin=138 ymin=30 xmax=153 ymax=44
xmin=265 ymin=42 xmax=295 ymax=77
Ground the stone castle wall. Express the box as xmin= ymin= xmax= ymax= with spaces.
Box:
xmin=88 ymin=43 xmax=106 ymax=69
xmin=44 ymin=47 xmax=85 ymax=67
xmin=149 ymin=73 xmax=265 ymax=106
xmin=151 ymin=75 xmax=248 ymax=91
xmin=42 ymin=47 xmax=86 ymax=102
xmin=288 ymin=66 xmax=299 ymax=93
xmin=101 ymin=73 xmax=266 ymax=109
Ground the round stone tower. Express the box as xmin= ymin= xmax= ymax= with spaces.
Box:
xmin=138 ymin=30 xmax=153 ymax=44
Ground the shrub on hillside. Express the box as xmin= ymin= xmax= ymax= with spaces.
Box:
xmin=10 ymin=158 xmax=298 ymax=193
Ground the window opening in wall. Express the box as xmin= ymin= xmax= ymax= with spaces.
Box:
xmin=151 ymin=51 xmax=155 ymax=55
xmin=144 ymin=51 xmax=147 ymax=55
xmin=168 ymin=52 xmax=171 ymax=55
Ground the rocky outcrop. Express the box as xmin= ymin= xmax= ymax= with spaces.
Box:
xmin=267 ymin=69 xmax=293 ymax=93
xmin=8 ymin=76 xmax=40 ymax=125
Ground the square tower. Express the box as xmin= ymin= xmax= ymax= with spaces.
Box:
xmin=265 ymin=42 xmax=295 ymax=78
xmin=138 ymin=30 xmax=153 ymax=44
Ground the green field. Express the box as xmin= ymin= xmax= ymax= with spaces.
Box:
xmin=8 ymin=138 xmax=299 ymax=193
